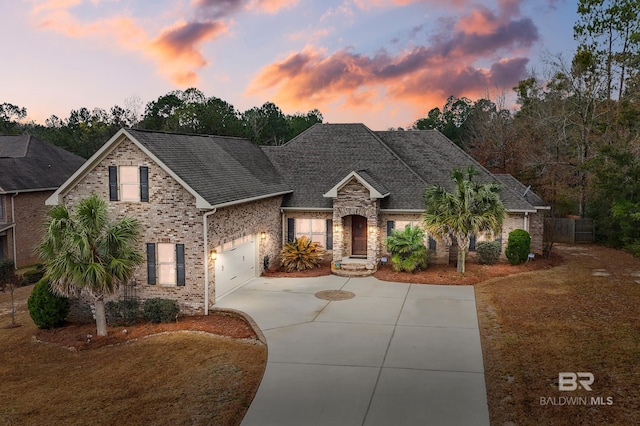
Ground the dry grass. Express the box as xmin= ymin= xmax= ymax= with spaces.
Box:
xmin=476 ymin=244 xmax=640 ymax=425
xmin=0 ymin=286 xmax=266 ymax=426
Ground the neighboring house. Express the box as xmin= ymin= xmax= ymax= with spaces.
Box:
xmin=47 ymin=124 xmax=547 ymax=314
xmin=0 ymin=135 xmax=85 ymax=268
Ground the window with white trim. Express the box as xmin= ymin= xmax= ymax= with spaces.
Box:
xmin=295 ymin=218 xmax=326 ymax=245
xmin=120 ymin=166 xmax=140 ymax=202
xmin=146 ymin=243 xmax=185 ymax=286
xmin=109 ymin=166 xmax=149 ymax=202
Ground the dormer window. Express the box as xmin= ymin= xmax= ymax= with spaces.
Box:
xmin=108 ymin=165 xmax=149 ymax=202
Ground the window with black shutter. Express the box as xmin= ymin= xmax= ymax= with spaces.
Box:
xmin=176 ymin=244 xmax=185 ymax=286
xmin=147 ymin=243 xmax=156 ymax=285
xmin=326 ymin=219 xmax=333 ymax=249
xmin=387 ymin=220 xmax=395 ymax=236
xmin=287 ymin=218 xmax=295 ymax=242
xmin=428 ymin=236 xmax=437 ymax=251
xmin=109 ymin=166 xmax=118 ymax=201
xmin=140 ymin=166 xmax=149 ymax=202
xmin=469 ymin=234 xmax=477 ymax=251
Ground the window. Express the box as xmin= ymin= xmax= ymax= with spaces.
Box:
xmin=147 ymin=243 xmax=185 ymax=286
xmin=395 ymin=220 xmax=420 ymax=231
xmin=296 ymin=218 xmax=326 ymax=245
xmin=109 ymin=166 xmax=149 ymax=202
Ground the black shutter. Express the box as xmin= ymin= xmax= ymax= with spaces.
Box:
xmin=428 ymin=236 xmax=437 ymax=250
xmin=176 ymin=244 xmax=185 ymax=286
xmin=287 ymin=218 xmax=295 ymax=242
xmin=139 ymin=166 xmax=149 ymax=202
xmin=469 ymin=234 xmax=476 ymax=251
xmin=496 ymin=236 xmax=503 ymax=248
xmin=146 ymin=243 xmax=156 ymax=285
xmin=326 ymin=219 xmax=333 ymax=249
xmin=108 ymin=166 xmax=118 ymax=201
xmin=386 ymin=221 xmax=395 ymax=237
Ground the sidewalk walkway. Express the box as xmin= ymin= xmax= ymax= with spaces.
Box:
xmin=215 ymin=275 xmax=490 ymax=426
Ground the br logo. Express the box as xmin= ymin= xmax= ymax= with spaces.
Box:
xmin=558 ymin=372 xmax=594 ymax=391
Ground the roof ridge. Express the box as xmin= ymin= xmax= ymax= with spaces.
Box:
xmin=365 ymin=126 xmax=427 ymax=185
xmin=126 ymin=127 xmax=249 ymax=142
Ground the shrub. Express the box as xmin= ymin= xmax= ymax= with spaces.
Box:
xmin=280 ymin=236 xmax=324 ymax=272
xmin=505 ymin=229 xmax=531 ymax=265
xmin=143 ymin=298 xmax=179 ymax=324
xmin=21 ymin=264 xmax=45 ymax=286
xmin=0 ymin=258 xmax=15 ymax=284
xmin=386 ymin=225 xmax=429 ymax=272
xmin=476 ymin=241 xmax=502 ymax=265
xmin=106 ymin=299 xmax=141 ymax=326
xmin=27 ymin=278 xmax=70 ymax=329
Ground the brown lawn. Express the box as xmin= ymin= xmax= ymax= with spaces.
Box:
xmin=0 ymin=286 xmax=266 ymax=426
xmin=3 ymin=243 xmax=639 ymax=425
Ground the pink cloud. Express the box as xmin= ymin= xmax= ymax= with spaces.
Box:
xmin=248 ymin=1 xmax=537 ymax=119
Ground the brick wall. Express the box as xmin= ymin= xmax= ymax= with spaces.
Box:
xmin=61 ymin=137 xmax=283 ymax=314
xmin=7 ymin=191 xmax=53 ymax=268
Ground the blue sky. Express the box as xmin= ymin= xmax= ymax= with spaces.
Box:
xmin=2 ymin=0 xmax=577 ymax=130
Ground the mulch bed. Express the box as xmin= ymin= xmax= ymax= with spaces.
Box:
xmin=35 ymin=311 xmax=258 ymax=351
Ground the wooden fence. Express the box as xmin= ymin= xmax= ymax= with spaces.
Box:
xmin=544 ymin=218 xmax=595 ymax=244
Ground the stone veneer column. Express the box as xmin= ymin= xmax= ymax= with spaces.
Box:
xmin=331 ymin=178 xmax=380 ymax=269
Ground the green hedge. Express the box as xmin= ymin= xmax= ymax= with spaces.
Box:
xmin=476 ymin=241 xmax=501 ymax=265
xmin=27 ymin=279 xmax=70 ymax=329
xmin=106 ymin=299 xmax=141 ymax=326
xmin=143 ymin=298 xmax=179 ymax=324
xmin=505 ymin=229 xmax=531 ymax=265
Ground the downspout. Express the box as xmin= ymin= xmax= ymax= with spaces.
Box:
xmin=524 ymin=212 xmax=530 ymax=232
xmin=281 ymin=209 xmax=285 ymax=246
xmin=11 ymin=193 xmax=17 ymax=269
xmin=203 ymin=208 xmax=217 ymax=315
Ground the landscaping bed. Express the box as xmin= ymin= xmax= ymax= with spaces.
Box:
xmin=0 ymin=286 xmax=266 ymax=426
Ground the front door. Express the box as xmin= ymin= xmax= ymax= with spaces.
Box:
xmin=352 ymin=216 xmax=367 ymax=256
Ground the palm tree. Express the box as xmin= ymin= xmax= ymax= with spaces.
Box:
xmin=424 ymin=166 xmax=506 ymax=274
xmin=38 ymin=194 xmax=143 ymax=336
xmin=386 ymin=225 xmax=429 ymax=272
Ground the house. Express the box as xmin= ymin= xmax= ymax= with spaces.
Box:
xmin=47 ymin=124 xmax=547 ymax=313
xmin=0 ymin=135 xmax=85 ymax=268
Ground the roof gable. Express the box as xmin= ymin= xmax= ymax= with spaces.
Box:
xmin=262 ymin=124 xmax=426 ymax=210
xmin=0 ymin=135 xmax=85 ymax=193
xmin=47 ymin=129 xmax=291 ymax=208
xmin=323 ymin=171 xmax=390 ymax=199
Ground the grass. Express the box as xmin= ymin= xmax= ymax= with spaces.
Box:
xmin=476 ymin=244 xmax=640 ymax=425
xmin=0 ymin=286 xmax=266 ymax=426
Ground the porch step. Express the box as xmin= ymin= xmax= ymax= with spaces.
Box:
xmin=332 ymin=260 xmax=377 ymax=277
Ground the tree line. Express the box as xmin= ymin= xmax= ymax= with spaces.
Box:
xmin=1 ymin=88 xmax=322 ymax=158
xmin=409 ymin=0 xmax=640 ymax=254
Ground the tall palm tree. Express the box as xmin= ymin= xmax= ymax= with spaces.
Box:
xmin=424 ymin=166 xmax=506 ymax=274
xmin=38 ymin=194 xmax=142 ymax=336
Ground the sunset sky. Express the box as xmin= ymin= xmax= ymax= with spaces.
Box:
xmin=2 ymin=0 xmax=577 ymax=130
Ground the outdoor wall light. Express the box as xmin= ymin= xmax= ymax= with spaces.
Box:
xmin=260 ymin=231 xmax=266 ymax=240
xmin=368 ymin=224 xmax=374 ymax=233
xmin=334 ymin=224 xmax=339 ymax=232
xmin=210 ymin=250 xmax=217 ymax=261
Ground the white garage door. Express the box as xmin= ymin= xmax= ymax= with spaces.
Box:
xmin=215 ymin=235 xmax=256 ymax=299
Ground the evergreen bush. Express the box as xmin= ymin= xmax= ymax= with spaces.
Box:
xmin=106 ymin=299 xmax=141 ymax=326
xmin=21 ymin=264 xmax=45 ymax=286
xmin=143 ymin=298 xmax=179 ymax=323
xmin=0 ymin=258 xmax=14 ymax=283
xmin=27 ymin=278 xmax=70 ymax=329
xmin=476 ymin=241 xmax=502 ymax=265
xmin=386 ymin=225 xmax=429 ymax=272
xmin=505 ymin=229 xmax=531 ymax=265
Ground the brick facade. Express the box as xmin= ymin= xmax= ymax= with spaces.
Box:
xmin=0 ymin=191 xmax=53 ymax=268
xmin=61 ymin=137 xmax=283 ymax=314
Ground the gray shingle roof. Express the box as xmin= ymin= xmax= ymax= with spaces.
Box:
xmin=0 ymin=135 xmax=85 ymax=193
xmin=494 ymin=174 xmax=549 ymax=208
xmin=376 ymin=130 xmax=537 ymax=211
xmin=126 ymin=129 xmax=291 ymax=207
xmin=262 ymin=124 xmax=541 ymax=212
xmin=262 ymin=124 xmax=427 ymax=210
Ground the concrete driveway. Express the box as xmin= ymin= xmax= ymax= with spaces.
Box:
xmin=215 ymin=275 xmax=490 ymax=426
